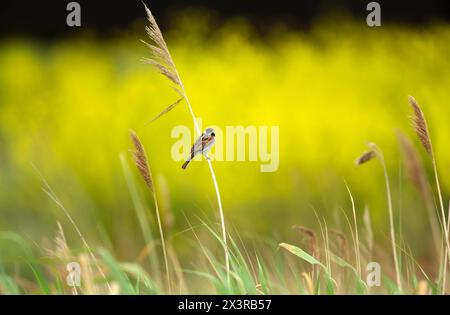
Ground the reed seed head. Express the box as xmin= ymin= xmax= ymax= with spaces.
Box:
xmin=129 ymin=130 xmax=154 ymax=191
xmin=408 ymin=95 xmax=432 ymax=156
xmin=355 ymin=150 xmax=376 ymax=166
xmin=142 ymin=2 xmax=178 ymax=85
xmin=141 ymin=3 xmax=185 ymax=123
xmin=292 ymin=225 xmax=319 ymax=259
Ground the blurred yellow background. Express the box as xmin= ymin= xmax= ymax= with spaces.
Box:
xmin=1 ymin=15 xmax=449 ymax=263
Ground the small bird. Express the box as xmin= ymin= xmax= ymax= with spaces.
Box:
xmin=182 ymin=128 xmax=216 ymax=169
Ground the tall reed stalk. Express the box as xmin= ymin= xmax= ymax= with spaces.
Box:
xmin=140 ymin=3 xmax=229 ymax=285
xmin=130 ymin=130 xmax=171 ymax=293
xmin=408 ymin=96 xmax=449 ymax=294
xmin=356 ymin=144 xmax=402 ymax=291
xmin=397 ymin=131 xmax=441 ymax=257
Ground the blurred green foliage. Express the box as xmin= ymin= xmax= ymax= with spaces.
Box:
xmin=0 ymin=16 xmax=449 ymax=263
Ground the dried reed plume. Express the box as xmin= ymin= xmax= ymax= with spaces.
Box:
xmin=130 ymin=130 xmax=153 ymax=190
xmin=145 ymin=98 xmax=184 ymax=125
xmin=292 ymin=225 xmax=319 ymax=260
xmin=355 ymin=143 xmax=402 ymax=291
xmin=141 ymin=2 xmax=229 ymax=284
xmin=355 ymin=150 xmax=376 ymax=166
xmin=129 ymin=129 xmax=171 ymax=292
xmin=408 ymin=95 xmax=449 ymax=294
xmin=409 ymin=96 xmax=432 ymax=155
xmin=293 ymin=225 xmax=320 ymax=278
xmin=141 ymin=5 xmax=180 ymax=90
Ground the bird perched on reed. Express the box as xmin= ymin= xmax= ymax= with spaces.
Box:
xmin=182 ymin=128 xmax=216 ymax=169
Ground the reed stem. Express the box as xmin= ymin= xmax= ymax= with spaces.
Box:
xmin=378 ymin=151 xmax=402 ymax=292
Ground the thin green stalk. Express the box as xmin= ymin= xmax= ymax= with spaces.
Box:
xmin=33 ymin=166 xmax=113 ymax=294
xmin=176 ymin=71 xmax=229 ymax=288
xmin=151 ymin=186 xmax=171 ymax=293
xmin=432 ymin=157 xmax=450 ymax=294
xmin=141 ymin=3 xmax=229 ymax=286
xmin=442 ymin=200 xmax=450 ymax=294
xmin=408 ymin=96 xmax=450 ymax=293
xmin=120 ymin=153 xmax=161 ymax=285
xmin=129 ymin=131 xmax=171 ymax=293
xmin=356 ymin=144 xmax=402 ymax=291
xmin=345 ymin=183 xmax=361 ymax=277
xmin=377 ymin=150 xmax=402 ymax=292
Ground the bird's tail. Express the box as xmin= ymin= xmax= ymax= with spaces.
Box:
xmin=182 ymin=159 xmax=191 ymax=169
xmin=182 ymin=151 xmax=195 ymax=169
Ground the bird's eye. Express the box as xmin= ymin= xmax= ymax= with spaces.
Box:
xmin=211 ymin=132 xmax=215 ymax=137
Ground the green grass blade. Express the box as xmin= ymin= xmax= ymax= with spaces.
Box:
xmin=98 ymin=248 xmax=136 ymax=295
xmin=279 ymin=243 xmax=326 ymax=269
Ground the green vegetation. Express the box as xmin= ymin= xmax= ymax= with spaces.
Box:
xmin=0 ymin=11 xmax=450 ymax=294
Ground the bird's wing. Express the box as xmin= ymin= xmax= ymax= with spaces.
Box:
xmin=190 ymin=133 xmax=204 ymax=156
xmin=191 ymin=133 xmax=213 ymax=155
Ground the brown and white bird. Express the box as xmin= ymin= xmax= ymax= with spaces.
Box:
xmin=182 ymin=128 xmax=216 ymax=169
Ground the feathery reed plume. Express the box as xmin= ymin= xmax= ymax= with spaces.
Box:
xmin=141 ymin=2 xmax=229 ymax=284
xmin=355 ymin=143 xmax=402 ymax=291
xmin=146 ymin=97 xmax=184 ymax=125
xmin=130 ymin=130 xmax=153 ymax=190
xmin=141 ymin=3 xmax=184 ymax=118
xmin=408 ymin=95 xmax=449 ymax=294
xmin=129 ymin=129 xmax=171 ymax=292
xmin=409 ymin=96 xmax=432 ymax=155
xmin=397 ymin=131 xmax=440 ymax=255
xmin=141 ymin=5 xmax=179 ymax=87
xmin=355 ymin=150 xmax=376 ymax=166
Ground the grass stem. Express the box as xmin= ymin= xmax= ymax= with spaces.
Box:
xmin=378 ymin=149 xmax=402 ymax=292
